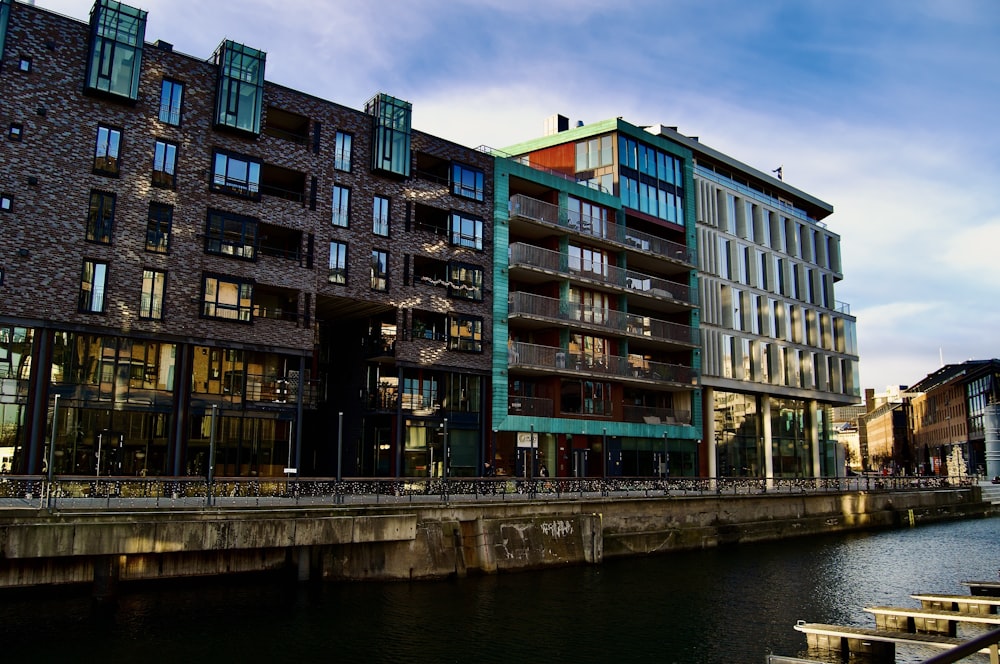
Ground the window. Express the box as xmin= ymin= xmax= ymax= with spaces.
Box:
xmin=370 ymin=250 xmax=388 ymax=291
xmin=152 ymin=139 xmax=177 ymax=188
xmin=79 ymin=260 xmax=108 ymax=313
xmin=373 ymin=195 xmax=389 ymax=237
xmin=8 ymin=123 xmax=22 ymax=141
xmin=93 ymin=125 xmax=122 ymax=176
xmin=139 ymin=269 xmax=166 ymax=319
xmin=18 ymin=57 xmax=30 ymax=72
xmin=448 ymin=263 xmax=483 ymax=301
xmin=145 ymin=202 xmax=172 ymax=253
xmin=568 ymin=244 xmax=608 ymax=277
xmin=575 ymin=135 xmax=613 ymax=171
xmin=449 ymin=314 xmax=483 ymax=352
xmin=567 ymin=197 xmax=609 ymax=239
xmin=449 ymin=212 xmax=483 ymax=250
xmin=213 ymin=40 xmax=265 ymax=135
xmin=334 ymin=131 xmax=352 ymax=171
xmin=202 ymin=274 xmax=253 ymax=322
xmin=366 ymin=93 xmax=411 ymax=177
xmin=84 ymin=0 xmax=146 ymax=101
xmin=86 ymin=190 xmax=115 ymax=244
xmin=210 ymin=150 xmax=261 ymax=199
xmin=451 ymin=163 xmax=484 ymax=201
xmin=1 ymin=194 xmax=11 ymax=211
xmin=205 ymin=209 xmax=257 ymax=259
xmin=328 ymin=241 xmax=347 ymax=284
xmin=158 ymin=78 xmax=183 ymax=125
xmin=331 ymin=185 xmax=350 ymax=227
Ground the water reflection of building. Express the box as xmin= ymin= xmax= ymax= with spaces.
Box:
xmin=0 ymin=0 xmax=491 ymax=478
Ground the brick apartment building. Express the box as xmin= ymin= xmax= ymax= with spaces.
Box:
xmin=0 ymin=0 xmax=492 ymax=478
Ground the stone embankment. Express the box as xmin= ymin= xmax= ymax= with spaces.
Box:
xmin=0 ymin=486 xmax=993 ymax=593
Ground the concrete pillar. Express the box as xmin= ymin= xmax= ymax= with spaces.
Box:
xmin=809 ymin=400 xmax=822 ymax=482
xmin=704 ymin=387 xmax=717 ymax=483
xmin=762 ymin=396 xmax=774 ymax=488
xmin=985 ymin=404 xmax=1000 ymax=480
xmin=93 ymin=555 xmax=123 ymax=602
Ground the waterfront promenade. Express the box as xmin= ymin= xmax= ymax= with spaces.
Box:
xmin=0 ymin=473 xmax=981 ymax=511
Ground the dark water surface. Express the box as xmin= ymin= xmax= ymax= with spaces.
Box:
xmin=2 ymin=517 xmax=997 ymax=664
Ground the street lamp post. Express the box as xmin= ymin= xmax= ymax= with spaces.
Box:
xmin=663 ymin=431 xmax=669 ymax=479
xmin=602 ymin=427 xmax=607 ymax=479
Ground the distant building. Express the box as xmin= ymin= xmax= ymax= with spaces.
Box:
xmin=908 ymin=360 xmax=1000 ymax=475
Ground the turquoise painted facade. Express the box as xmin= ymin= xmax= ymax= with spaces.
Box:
xmin=489 ymin=119 xmax=703 ymax=478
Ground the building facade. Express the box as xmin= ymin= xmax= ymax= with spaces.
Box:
xmin=0 ymin=0 xmax=493 ymax=478
xmin=491 ymin=118 xmax=701 ymax=477
xmin=908 ymin=359 xmax=1000 ymax=476
xmin=499 ymin=118 xmax=860 ymax=479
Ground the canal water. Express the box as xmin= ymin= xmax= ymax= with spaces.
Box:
xmin=2 ymin=516 xmax=997 ymax=663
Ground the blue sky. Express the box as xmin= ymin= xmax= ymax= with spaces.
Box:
xmin=38 ymin=0 xmax=1000 ymax=392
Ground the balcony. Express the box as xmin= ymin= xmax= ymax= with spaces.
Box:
xmin=507 ymin=341 xmax=696 ymax=388
xmin=508 ymin=194 xmax=694 ymax=265
xmin=507 ymin=292 xmax=699 ymax=348
xmin=508 ymin=243 xmax=696 ymax=308
xmin=621 ymin=404 xmax=692 ymax=426
xmin=507 ymin=395 xmax=554 ymax=417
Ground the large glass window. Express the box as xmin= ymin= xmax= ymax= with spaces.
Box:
xmin=213 ymin=40 xmax=265 ymax=135
xmin=366 ymin=93 xmax=411 ymax=177
xmin=0 ymin=0 xmax=11 ymax=69
xmin=140 ymin=269 xmax=166 ymax=320
xmin=152 ymin=139 xmax=177 ymax=188
xmin=450 ymin=212 xmax=483 ymax=250
xmin=449 ymin=315 xmax=483 ymax=352
xmin=84 ymin=0 xmax=146 ymax=101
xmin=328 ymin=241 xmax=347 ymax=284
xmin=86 ymin=190 xmax=115 ymax=244
xmin=575 ymin=135 xmax=613 ymax=171
xmin=373 ymin=195 xmax=390 ymax=237
xmin=145 ymin=202 xmax=172 ymax=253
xmin=618 ymin=135 xmax=684 ymax=226
xmin=93 ymin=125 xmax=122 ymax=176
xmin=332 ymin=185 xmax=350 ymax=227
xmin=79 ymin=260 xmax=108 ymax=313
xmin=334 ymin=131 xmax=352 ymax=171
xmin=451 ymin=163 xmax=484 ymax=201
xmin=202 ymin=274 xmax=253 ymax=322
xmin=210 ymin=150 xmax=261 ymax=199
xmin=158 ymin=78 xmax=183 ymax=125
xmin=371 ymin=250 xmax=388 ymax=291
xmin=205 ymin=209 xmax=257 ymax=260
xmin=447 ymin=263 xmax=483 ymax=301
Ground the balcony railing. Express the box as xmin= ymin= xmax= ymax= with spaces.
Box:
xmin=508 ymin=292 xmax=699 ymax=346
xmin=508 ymin=243 xmax=695 ymax=306
xmin=507 ymin=395 xmax=554 ymax=417
xmin=508 ymin=341 xmax=697 ymax=386
xmin=621 ymin=404 xmax=692 ymax=426
xmin=508 ymin=194 xmax=694 ymax=264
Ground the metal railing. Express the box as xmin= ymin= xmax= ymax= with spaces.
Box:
xmin=508 ymin=194 xmax=694 ymax=264
xmin=508 ymin=243 xmax=695 ymax=305
xmin=508 ymin=395 xmax=554 ymax=417
xmin=508 ymin=340 xmax=697 ymax=386
xmin=0 ymin=474 xmax=980 ymax=510
xmin=508 ymin=292 xmax=699 ymax=346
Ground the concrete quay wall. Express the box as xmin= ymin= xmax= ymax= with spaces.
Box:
xmin=0 ymin=488 xmax=992 ymax=590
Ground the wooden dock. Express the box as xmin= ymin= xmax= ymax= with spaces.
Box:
xmin=865 ymin=604 xmax=1000 ymax=636
xmin=782 ymin=580 xmax=1000 ymax=663
xmin=965 ymin=580 xmax=1000 ymax=597
xmin=911 ymin=592 xmax=1000 ymax=615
